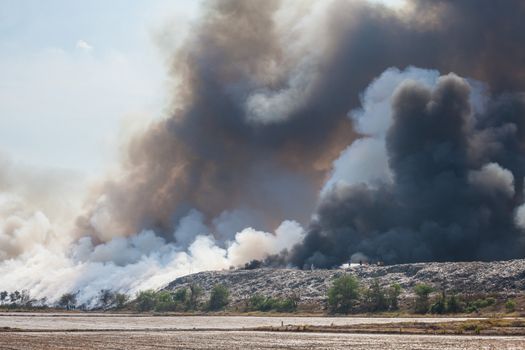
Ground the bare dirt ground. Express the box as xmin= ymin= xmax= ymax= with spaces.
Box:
xmin=0 ymin=331 xmax=524 ymax=350
xmin=0 ymin=313 xmax=479 ymax=330
xmin=0 ymin=314 xmax=523 ymax=349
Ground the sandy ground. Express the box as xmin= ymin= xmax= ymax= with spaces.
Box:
xmin=0 ymin=314 xmax=522 ymax=350
xmin=0 ymin=331 xmax=524 ymax=350
xmin=0 ymin=313 xmax=480 ymax=330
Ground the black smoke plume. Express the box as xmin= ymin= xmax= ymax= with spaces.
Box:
xmin=290 ymin=74 xmax=525 ymax=267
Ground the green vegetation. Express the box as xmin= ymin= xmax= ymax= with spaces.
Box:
xmin=154 ymin=290 xmax=178 ymax=312
xmin=429 ymin=291 xmax=447 ymax=314
xmin=135 ymin=290 xmax=157 ymax=312
xmin=188 ymin=284 xmax=203 ymax=310
xmin=446 ymin=294 xmax=463 ymax=313
xmin=363 ymin=279 xmax=388 ymax=312
xmin=414 ymin=283 xmax=433 ymax=314
xmin=134 ymin=286 xmax=203 ymax=312
xmin=327 ymin=275 xmax=360 ymax=314
xmin=246 ymin=294 xmax=299 ymax=312
xmin=114 ymin=293 xmax=129 ymax=309
xmin=386 ymin=283 xmax=402 ymax=310
xmin=464 ymin=297 xmax=495 ymax=313
xmin=414 ymin=289 xmax=503 ymax=315
xmin=505 ymin=299 xmax=516 ymax=313
xmin=208 ymin=284 xmax=230 ymax=311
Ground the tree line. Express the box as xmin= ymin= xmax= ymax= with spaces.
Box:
xmin=326 ymin=275 xmax=518 ymax=314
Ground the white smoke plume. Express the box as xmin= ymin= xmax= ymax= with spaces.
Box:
xmin=0 ymin=205 xmax=304 ymax=306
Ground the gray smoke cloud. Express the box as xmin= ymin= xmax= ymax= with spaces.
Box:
xmin=79 ymin=0 xmax=354 ymax=240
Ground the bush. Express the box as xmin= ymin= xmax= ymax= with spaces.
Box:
xmin=414 ymin=284 xmax=433 ymax=314
xmin=429 ymin=292 xmax=446 ymax=314
xmin=208 ymin=284 xmax=229 ymax=311
xmin=246 ymin=294 xmax=298 ymax=313
xmin=363 ymin=279 xmax=388 ymax=312
xmin=327 ymin=275 xmax=360 ymax=314
xmin=248 ymin=294 xmax=268 ymax=311
xmin=386 ymin=283 xmax=402 ymax=311
xmin=115 ymin=293 xmax=129 ymax=309
xmin=169 ymin=288 xmax=190 ymax=311
xmin=505 ymin=299 xmax=516 ymax=313
xmin=135 ymin=289 xmax=199 ymax=312
xmin=154 ymin=291 xmax=177 ymax=312
xmin=446 ymin=294 xmax=463 ymax=313
xmin=275 ymin=297 xmax=298 ymax=312
xmin=173 ymin=288 xmax=188 ymax=304
xmin=465 ymin=297 xmax=495 ymax=313
xmin=136 ymin=290 xmax=157 ymax=312
xmin=58 ymin=293 xmax=77 ymax=310
xmin=188 ymin=284 xmax=203 ymax=310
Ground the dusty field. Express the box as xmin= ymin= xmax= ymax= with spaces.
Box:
xmin=0 ymin=331 xmax=524 ymax=350
xmin=0 ymin=313 xmax=479 ymax=331
xmin=0 ymin=314 xmax=522 ymax=349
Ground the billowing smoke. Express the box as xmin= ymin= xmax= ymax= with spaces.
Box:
xmin=80 ymin=0 xmax=525 ymax=241
xmin=2 ymin=0 xmax=525 ymax=304
xmin=289 ymin=68 xmax=525 ymax=267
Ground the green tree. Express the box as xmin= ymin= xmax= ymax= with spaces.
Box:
xmin=58 ymin=293 xmax=77 ymax=310
xmin=154 ymin=291 xmax=176 ymax=312
xmin=173 ymin=288 xmax=189 ymax=310
xmin=414 ymin=284 xmax=433 ymax=314
xmin=114 ymin=293 xmax=129 ymax=309
xmin=0 ymin=291 xmax=7 ymax=304
xmin=274 ymin=296 xmax=298 ymax=312
xmin=386 ymin=283 xmax=402 ymax=310
xmin=429 ymin=291 xmax=446 ymax=314
xmin=363 ymin=279 xmax=388 ymax=312
xmin=208 ymin=284 xmax=229 ymax=311
xmin=188 ymin=284 xmax=203 ymax=310
xmin=327 ymin=275 xmax=360 ymax=314
xmin=136 ymin=290 xmax=157 ymax=312
xmin=446 ymin=294 xmax=463 ymax=313
xmin=247 ymin=294 xmax=267 ymax=311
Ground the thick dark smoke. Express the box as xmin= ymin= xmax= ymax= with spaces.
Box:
xmin=79 ymin=0 xmax=525 ymax=264
xmin=80 ymin=0 xmax=357 ymax=239
xmin=290 ymin=74 xmax=525 ymax=267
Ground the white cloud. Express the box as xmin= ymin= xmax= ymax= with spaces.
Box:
xmin=76 ymin=40 xmax=93 ymax=51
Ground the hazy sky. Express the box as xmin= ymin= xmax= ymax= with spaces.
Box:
xmin=0 ymin=0 xmax=200 ymax=177
xmin=0 ymin=0 xmax=402 ymax=177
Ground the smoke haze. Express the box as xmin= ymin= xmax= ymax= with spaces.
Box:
xmin=2 ymin=0 xmax=525 ymax=305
